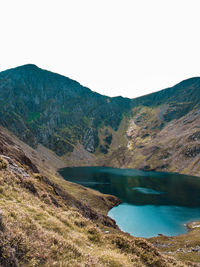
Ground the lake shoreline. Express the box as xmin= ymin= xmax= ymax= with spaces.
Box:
xmin=187 ymin=221 xmax=200 ymax=231
xmin=58 ymin=166 xmax=200 ymax=263
xmin=59 ymin=166 xmax=200 ymax=239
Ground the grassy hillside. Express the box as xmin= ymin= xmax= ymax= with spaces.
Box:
xmin=0 ymin=127 xmax=190 ymax=267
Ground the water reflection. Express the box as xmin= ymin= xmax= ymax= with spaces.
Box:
xmin=59 ymin=167 xmax=200 ymax=237
xmin=59 ymin=167 xmax=200 ymax=207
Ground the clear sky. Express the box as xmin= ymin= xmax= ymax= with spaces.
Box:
xmin=1 ymin=0 xmax=200 ymax=98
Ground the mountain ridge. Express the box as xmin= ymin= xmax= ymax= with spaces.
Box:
xmin=1 ymin=65 xmax=200 ymax=265
xmin=1 ymin=64 xmax=200 ymax=176
xmin=0 ymin=64 xmax=132 ymax=155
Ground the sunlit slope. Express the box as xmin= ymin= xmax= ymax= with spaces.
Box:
xmin=0 ymin=127 xmax=187 ymax=267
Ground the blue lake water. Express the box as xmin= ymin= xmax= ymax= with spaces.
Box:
xmin=59 ymin=167 xmax=200 ymax=238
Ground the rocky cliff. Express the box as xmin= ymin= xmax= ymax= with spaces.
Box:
xmin=101 ymin=78 xmax=200 ymax=177
xmin=0 ymin=64 xmax=131 ymax=155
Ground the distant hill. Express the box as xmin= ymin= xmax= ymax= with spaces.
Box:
xmin=132 ymin=77 xmax=200 ymax=121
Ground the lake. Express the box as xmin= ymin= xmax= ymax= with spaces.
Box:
xmin=59 ymin=167 xmax=200 ymax=238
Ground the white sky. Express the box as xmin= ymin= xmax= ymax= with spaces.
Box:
xmin=0 ymin=0 xmax=200 ymax=98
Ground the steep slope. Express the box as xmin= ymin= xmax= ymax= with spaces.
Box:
xmin=132 ymin=77 xmax=200 ymax=116
xmin=101 ymin=105 xmax=200 ymax=176
xmin=0 ymin=127 xmax=188 ymax=267
xmin=100 ymin=78 xmax=200 ymax=176
xmin=1 ymin=64 xmax=200 ymax=176
xmin=0 ymin=64 xmax=131 ymax=155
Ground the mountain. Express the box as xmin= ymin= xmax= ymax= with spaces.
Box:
xmin=102 ymin=77 xmax=200 ymax=176
xmin=1 ymin=64 xmax=200 ymax=176
xmin=0 ymin=65 xmax=200 ymax=265
xmin=0 ymin=64 xmax=131 ymax=155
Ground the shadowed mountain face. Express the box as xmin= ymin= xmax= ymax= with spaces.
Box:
xmin=1 ymin=64 xmax=200 ymax=176
xmin=132 ymin=77 xmax=200 ymax=121
xmin=0 ymin=64 xmax=131 ymax=155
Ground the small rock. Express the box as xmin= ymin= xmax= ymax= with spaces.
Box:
xmin=1 ymin=155 xmax=30 ymax=178
xmin=0 ymin=209 xmax=4 ymax=231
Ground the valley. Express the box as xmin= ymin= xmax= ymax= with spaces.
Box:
xmin=1 ymin=64 xmax=200 ymax=176
xmin=1 ymin=64 xmax=200 ymax=265
xmin=0 ymin=126 xmax=188 ymax=267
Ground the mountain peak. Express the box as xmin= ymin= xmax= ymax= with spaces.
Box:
xmin=0 ymin=64 xmax=41 ymax=75
xmin=18 ymin=63 xmax=39 ymax=70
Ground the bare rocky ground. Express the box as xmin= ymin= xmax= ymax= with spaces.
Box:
xmin=100 ymin=107 xmax=200 ymax=178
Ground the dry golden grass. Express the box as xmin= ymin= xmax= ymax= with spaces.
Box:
xmin=149 ymin=222 xmax=200 ymax=265
xmin=0 ymin=127 xmax=197 ymax=266
xmin=0 ymin=155 xmax=189 ymax=267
